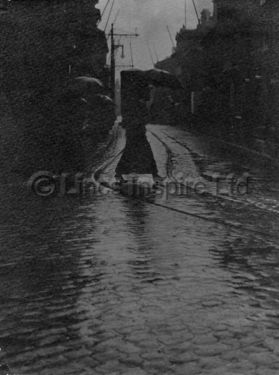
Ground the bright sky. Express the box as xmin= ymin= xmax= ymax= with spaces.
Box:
xmin=98 ymin=0 xmax=212 ymax=70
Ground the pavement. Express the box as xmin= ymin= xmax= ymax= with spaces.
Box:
xmin=0 ymin=124 xmax=279 ymax=375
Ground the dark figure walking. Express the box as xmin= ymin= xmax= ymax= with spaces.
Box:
xmin=116 ymin=70 xmax=158 ymax=178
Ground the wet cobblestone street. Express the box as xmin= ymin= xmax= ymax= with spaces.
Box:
xmin=1 ymin=125 xmax=279 ymax=374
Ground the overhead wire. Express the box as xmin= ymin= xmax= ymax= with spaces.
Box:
xmin=104 ymin=0 xmax=116 ymax=33
xmin=101 ymin=0 xmax=111 ymax=19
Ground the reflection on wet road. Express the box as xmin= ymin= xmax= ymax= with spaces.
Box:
xmin=1 ymin=124 xmax=279 ymax=374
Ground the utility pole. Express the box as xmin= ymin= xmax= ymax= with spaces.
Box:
xmin=110 ymin=23 xmax=116 ymax=102
xmin=109 ymin=24 xmax=139 ymax=102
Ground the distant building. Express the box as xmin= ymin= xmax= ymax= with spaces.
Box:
xmin=213 ymin=0 xmax=266 ymax=18
xmin=154 ymin=0 xmax=279 ymax=150
xmin=154 ymin=0 xmax=279 ymax=145
xmin=196 ymin=0 xmax=279 ymax=144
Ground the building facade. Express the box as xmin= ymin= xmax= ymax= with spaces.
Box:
xmin=202 ymin=0 xmax=279 ymax=145
xmin=155 ymin=0 xmax=279 ymax=153
xmin=0 ymin=0 xmax=110 ymax=174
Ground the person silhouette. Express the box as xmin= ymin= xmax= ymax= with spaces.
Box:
xmin=116 ymin=70 xmax=158 ymax=179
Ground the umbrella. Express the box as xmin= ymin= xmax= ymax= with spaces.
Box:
xmin=67 ymin=76 xmax=104 ymax=96
xmin=143 ymin=68 xmax=183 ymax=89
xmin=75 ymin=76 xmax=104 ymax=88
xmin=65 ymin=76 xmax=105 ymax=102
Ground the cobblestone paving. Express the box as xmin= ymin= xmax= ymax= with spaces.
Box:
xmin=1 ymin=126 xmax=279 ymax=375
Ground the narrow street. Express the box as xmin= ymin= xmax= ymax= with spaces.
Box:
xmin=2 ymin=1 xmax=279 ymax=374
xmin=1 ymin=123 xmax=279 ymax=375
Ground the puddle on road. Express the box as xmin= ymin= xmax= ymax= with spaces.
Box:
xmin=1 ymin=125 xmax=279 ymax=374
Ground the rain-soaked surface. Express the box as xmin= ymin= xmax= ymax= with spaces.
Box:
xmin=1 ymin=124 xmax=279 ymax=375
